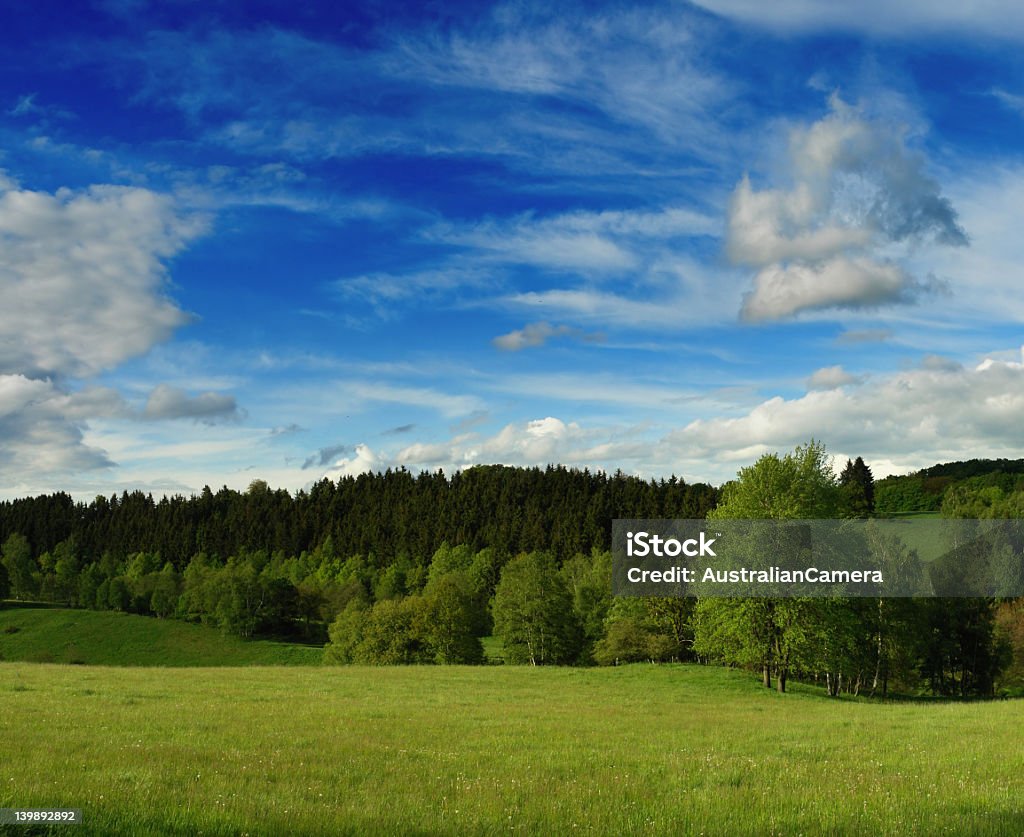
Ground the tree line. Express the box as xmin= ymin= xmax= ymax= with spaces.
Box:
xmin=0 ymin=465 xmax=716 ymax=567
xmin=1 ymin=450 xmax=1021 ymax=697
xmin=0 ymin=466 xmax=714 ymax=643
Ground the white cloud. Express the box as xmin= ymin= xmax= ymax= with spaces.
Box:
xmin=0 ymin=181 xmax=210 ymax=488
xmin=396 ymin=417 xmax=600 ymax=469
xmin=690 ymin=1 xmax=1024 ymax=40
xmin=329 ymin=347 xmax=1024 ymax=485
xmin=322 ymin=443 xmax=381 ymax=480
xmin=664 ymin=347 xmax=1024 ymax=478
xmin=111 ymin=11 xmax=734 ymax=180
xmin=920 ymin=354 xmax=962 ymax=372
xmin=143 ymin=385 xmax=240 ymax=422
xmin=727 ymin=96 xmax=966 ymax=320
xmin=0 ymin=183 xmax=205 ymax=379
xmin=806 ymin=365 xmax=863 ymax=390
xmin=0 ymin=375 xmax=119 ymax=479
xmin=727 ymin=177 xmax=870 ymax=266
xmin=741 ymin=257 xmax=924 ymax=321
xmin=503 ymin=281 xmax=739 ymax=329
xmin=388 ymin=6 xmax=732 ymax=148
xmin=493 ymin=322 xmax=594 ymax=351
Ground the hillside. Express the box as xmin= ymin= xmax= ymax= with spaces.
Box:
xmin=876 ymin=458 xmax=1024 ymax=515
xmin=0 ymin=605 xmax=322 ymax=666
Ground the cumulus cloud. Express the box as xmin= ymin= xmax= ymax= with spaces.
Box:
xmin=0 ymin=182 xmax=205 ymax=379
xmin=920 ymin=354 xmax=962 ymax=372
xmin=322 ymin=347 xmax=1024 ymax=486
xmin=0 ymin=180 xmax=210 ymax=487
xmin=143 ymin=385 xmax=240 ymax=422
xmin=664 ymin=347 xmax=1024 ymax=477
xmin=396 ymin=417 xmax=595 ymax=469
xmin=728 ymin=96 xmax=966 ymax=321
xmin=322 ymin=443 xmax=381 ymax=480
xmin=806 ymin=365 xmax=863 ymax=390
xmin=0 ymin=375 xmax=119 ymax=478
xmin=741 ymin=258 xmax=932 ymax=321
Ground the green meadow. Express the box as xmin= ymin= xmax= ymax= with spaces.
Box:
xmin=2 ymin=662 xmax=1022 ymax=836
xmin=0 ymin=606 xmax=322 ymax=667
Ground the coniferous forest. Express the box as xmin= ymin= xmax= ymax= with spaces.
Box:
xmin=3 ymin=450 xmax=1023 ymax=698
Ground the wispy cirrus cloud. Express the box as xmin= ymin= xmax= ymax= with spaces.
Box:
xmin=81 ymin=5 xmax=737 ymax=183
xmin=990 ymin=88 xmax=1024 ymax=115
xmin=691 ymin=0 xmax=1024 ymax=40
xmin=428 ymin=206 xmax=719 ymax=276
xmin=835 ymin=328 xmax=893 ymax=345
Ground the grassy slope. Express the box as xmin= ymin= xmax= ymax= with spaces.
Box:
xmin=1 ymin=663 xmax=1022 ymax=836
xmin=0 ymin=605 xmax=323 ymax=667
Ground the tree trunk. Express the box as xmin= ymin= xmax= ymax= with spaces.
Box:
xmin=870 ymin=598 xmax=884 ymax=697
xmin=776 ymin=668 xmax=787 ymax=693
xmin=763 ymin=664 xmax=771 ymax=688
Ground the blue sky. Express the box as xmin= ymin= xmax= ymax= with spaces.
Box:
xmin=2 ymin=0 xmax=1024 ymax=499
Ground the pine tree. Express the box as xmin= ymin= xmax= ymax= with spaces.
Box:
xmin=839 ymin=456 xmax=875 ymax=517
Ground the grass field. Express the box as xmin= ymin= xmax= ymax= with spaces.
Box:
xmin=0 ymin=605 xmax=323 ymax=667
xmin=2 ymin=663 xmax=1022 ymax=835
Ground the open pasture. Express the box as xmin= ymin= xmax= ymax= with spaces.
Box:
xmin=2 ymin=663 xmax=1022 ymax=835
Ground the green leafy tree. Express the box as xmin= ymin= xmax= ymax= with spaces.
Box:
xmin=2 ymin=533 xmax=37 ymax=600
xmin=354 ymin=597 xmax=432 ymax=664
xmin=150 ymin=563 xmax=181 ymax=618
xmin=106 ymin=576 xmax=132 ymax=611
xmin=421 ymin=572 xmax=484 ymax=664
xmin=52 ymin=538 xmax=81 ymax=606
xmin=593 ymin=616 xmax=657 ymax=665
xmin=323 ymin=600 xmax=370 ymax=664
xmin=594 ymin=598 xmax=686 ymax=665
xmin=77 ymin=563 xmax=105 ymax=612
xmin=560 ymin=550 xmax=613 ymax=659
xmin=0 ymin=558 xmax=9 ymax=601
xmin=493 ymin=552 xmax=582 ymax=665
xmin=694 ymin=440 xmax=841 ymax=692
